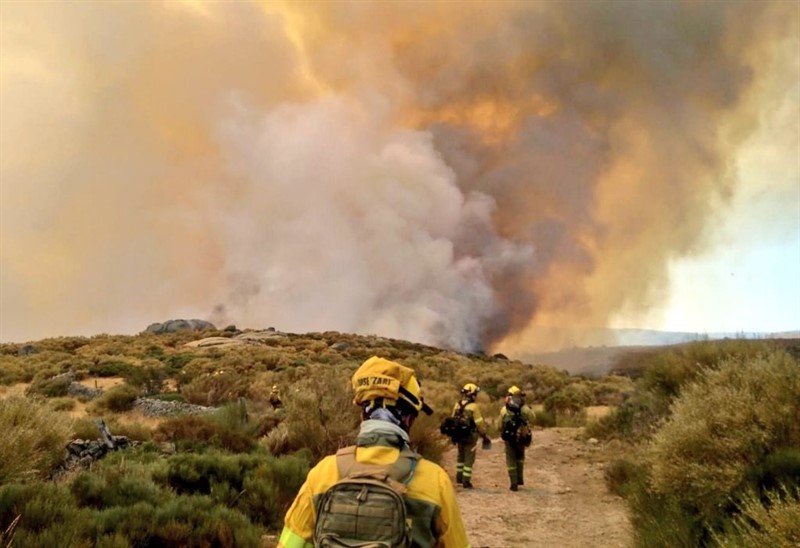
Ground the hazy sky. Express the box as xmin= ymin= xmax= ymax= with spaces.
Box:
xmin=1 ymin=0 xmax=798 ymax=354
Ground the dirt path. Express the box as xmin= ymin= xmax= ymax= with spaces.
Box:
xmin=442 ymin=428 xmax=631 ymax=548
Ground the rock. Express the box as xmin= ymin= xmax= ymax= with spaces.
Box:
xmin=184 ymin=337 xmax=243 ymax=349
xmin=159 ymin=442 xmax=177 ymax=455
xmin=330 ymin=341 xmax=350 ymax=351
xmin=588 ymin=438 xmax=599 ymax=445
xmin=68 ymin=382 xmax=102 ymax=399
xmin=133 ymin=397 xmax=213 ymax=417
xmin=493 ymin=353 xmax=509 ymax=360
xmin=145 ymin=319 xmax=216 ymax=334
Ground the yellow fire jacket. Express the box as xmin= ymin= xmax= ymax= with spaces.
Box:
xmin=451 ymin=400 xmax=487 ymax=438
xmin=278 ymin=426 xmax=470 ymax=548
xmin=499 ymin=403 xmax=537 ymax=425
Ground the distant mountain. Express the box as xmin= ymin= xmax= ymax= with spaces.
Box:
xmin=511 ymin=327 xmax=800 ymax=376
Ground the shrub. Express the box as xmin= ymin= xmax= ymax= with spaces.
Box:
xmin=409 ymin=413 xmax=451 ymax=465
xmin=91 ymin=384 xmax=140 ymax=413
xmin=544 ymin=382 xmax=593 ymax=421
xmin=604 ymin=458 xmax=648 ymax=498
xmin=0 ymin=397 xmax=73 ymax=483
xmin=49 ymin=397 xmax=77 ymax=411
xmin=648 ymin=350 xmax=800 ymax=519
xmin=25 ymin=375 xmax=71 ymax=398
xmin=71 ymin=468 xmax=164 ymax=509
xmin=0 ymin=482 xmax=88 ymax=546
xmin=261 ymin=366 xmax=359 ymax=460
xmin=532 ymin=410 xmax=556 ymax=428
xmin=87 ymin=497 xmax=262 ymax=547
xmin=713 ymin=487 xmax=800 ymax=547
xmin=585 ymin=391 xmax=666 ymax=442
xmin=87 ymin=360 xmax=135 ymax=378
xmin=154 ymin=451 xmax=309 ymax=528
xmin=153 ymin=415 xmax=220 ymax=451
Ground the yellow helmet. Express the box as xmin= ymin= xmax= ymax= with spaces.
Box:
xmin=507 ymin=385 xmax=522 ymax=396
xmin=351 ymin=356 xmax=433 ymax=415
xmin=461 ymin=383 xmax=480 ymax=397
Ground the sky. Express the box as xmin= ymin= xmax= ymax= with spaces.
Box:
xmin=1 ymin=0 xmax=798 ymax=355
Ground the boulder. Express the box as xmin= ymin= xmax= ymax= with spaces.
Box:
xmin=145 ymin=319 xmax=216 ymax=334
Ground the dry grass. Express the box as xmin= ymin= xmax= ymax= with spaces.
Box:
xmin=76 ymin=376 xmax=125 ymax=390
xmin=0 ymin=383 xmax=31 ymax=398
xmin=586 ymin=405 xmax=612 ymax=420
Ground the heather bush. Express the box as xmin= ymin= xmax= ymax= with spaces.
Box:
xmin=0 ymin=482 xmax=88 ymax=547
xmin=533 ymin=409 xmax=556 ymax=428
xmin=153 ymin=414 xmax=220 ymax=451
xmin=544 ymin=382 xmax=593 ymax=424
xmin=713 ymin=487 xmax=800 ymax=547
xmin=71 ymin=467 xmax=164 ymax=509
xmin=617 ymin=348 xmax=800 ymax=545
xmin=25 ymin=375 xmax=71 ymax=398
xmin=584 ymin=390 xmax=666 ymax=442
xmin=0 ymin=396 xmax=73 ymax=483
xmin=648 ymin=349 xmax=800 ymax=519
xmin=0 ymin=355 xmax=26 ymax=385
xmin=262 ymin=365 xmax=359 ymax=460
xmin=154 ymin=451 xmax=309 ymax=527
xmin=87 ymin=496 xmax=262 ymax=547
xmin=91 ymin=384 xmax=140 ymax=413
xmin=49 ymin=396 xmax=78 ymax=411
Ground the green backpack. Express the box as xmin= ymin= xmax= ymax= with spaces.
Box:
xmin=313 ymin=445 xmax=418 ymax=548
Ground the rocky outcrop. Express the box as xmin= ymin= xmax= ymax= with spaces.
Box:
xmin=144 ymin=319 xmax=216 ymax=334
xmin=67 ymin=382 xmax=103 ymax=399
xmin=133 ymin=397 xmax=213 ymax=417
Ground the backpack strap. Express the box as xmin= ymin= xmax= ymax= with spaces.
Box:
xmin=335 ymin=445 xmax=418 ymax=493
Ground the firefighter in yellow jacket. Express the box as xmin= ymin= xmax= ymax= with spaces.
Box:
xmin=500 ymin=385 xmax=537 ymax=491
xmin=278 ymin=356 xmax=470 ymax=548
xmin=451 ymin=383 xmax=490 ymax=489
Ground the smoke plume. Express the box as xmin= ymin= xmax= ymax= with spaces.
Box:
xmin=1 ymin=0 xmax=797 ymax=353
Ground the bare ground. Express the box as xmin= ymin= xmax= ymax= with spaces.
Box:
xmin=442 ymin=427 xmax=631 ymax=548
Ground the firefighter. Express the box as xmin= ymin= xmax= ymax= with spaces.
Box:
xmin=451 ymin=383 xmax=491 ymax=489
xmin=500 ymin=385 xmax=537 ymax=491
xmin=268 ymin=385 xmax=283 ymax=410
xmin=278 ymin=356 xmax=469 ymax=548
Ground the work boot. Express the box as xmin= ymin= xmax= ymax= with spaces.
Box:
xmin=510 ymin=483 xmax=518 ymax=492
xmin=462 ymin=480 xmax=474 ymax=489
xmin=456 ymin=472 xmax=463 ymax=484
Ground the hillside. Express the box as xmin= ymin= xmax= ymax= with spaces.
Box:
xmin=2 ymin=327 xmax=797 ymax=546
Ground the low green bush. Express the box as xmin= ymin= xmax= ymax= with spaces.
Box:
xmin=713 ymin=487 xmax=800 ymax=547
xmin=25 ymin=376 xmax=71 ymax=398
xmin=91 ymin=384 xmax=140 ymax=413
xmin=533 ymin=410 xmax=556 ymax=428
xmin=153 ymin=415 xmax=219 ymax=452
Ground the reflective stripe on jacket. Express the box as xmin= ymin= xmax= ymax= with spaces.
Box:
xmin=278 ymin=427 xmax=471 ymax=548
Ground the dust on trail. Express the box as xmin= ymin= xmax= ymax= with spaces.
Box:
xmin=442 ymin=427 xmax=631 ymax=548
